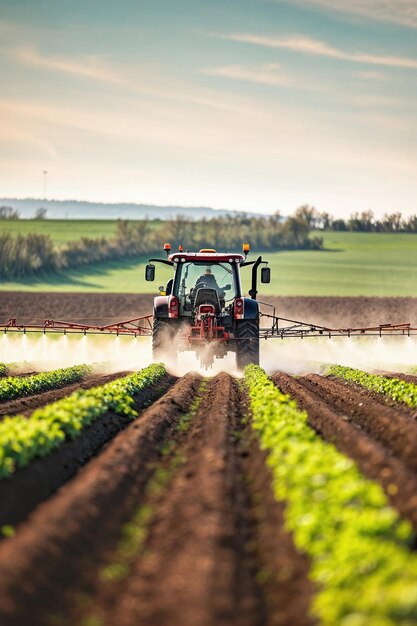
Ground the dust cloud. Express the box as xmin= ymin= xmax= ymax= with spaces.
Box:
xmin=261 ymin=335 xmax=417 ymax=375
xmin=0 ymin=334 xmax=153 ymax=373
xmin=0 ymin=332 xmax=415 ymax=377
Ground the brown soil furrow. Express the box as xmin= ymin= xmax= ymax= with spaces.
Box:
xmin=0 ymin=370 xmax=132 ymax=417
xmin=382 ymin=372 xmax=417 ymax=385
xmin=272 ymin=373 xmax=417 ymax=532
xmin=302 ymin=374 xmax=417 ymax=473
xmin=0 ymin=374 xmax=175 ymax=530
xmin=0 ymin=373 xmax=201 ymax=626
xmin=107 ymin=374 xmax=264 ymax=626
xmin=325 ymin=374 xmax=417 ymax=417
xmin=6 ymin=370 xmax=38 ymax=378
xmin=78 ymin=374 xmax=313 ymax=626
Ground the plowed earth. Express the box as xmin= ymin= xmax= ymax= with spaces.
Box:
xmin=0 ymin=370 xmax=132 ymax=417
xmin=1 ymin=362 xmax=417 ymax=625
xmin=2 ymin=292 xmax=417 ymax=327
xmin=273 ymin=372 xmax=417 ymax=533
xmin=0 ymin=372 xmax=314 ymax=626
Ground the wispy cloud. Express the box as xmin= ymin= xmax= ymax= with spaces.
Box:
xmin=219 ymin=33 xmax=417 ymax=69
xmin=6 ymin=45 xmax=258 ymax=118
xmin=10 ymin=46 xmax=125 ymax=85
xmin=203 ymin=63 xmax=293 ymax=87
xmin=278 ymin=0 xmax=417 ymax=29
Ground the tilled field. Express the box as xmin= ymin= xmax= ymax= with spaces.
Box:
xmin=2 ymin=292 xmax=417 ymax=326
xmin=1 ymin=363 xmax=417 ymax=625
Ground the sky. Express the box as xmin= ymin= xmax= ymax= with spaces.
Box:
xmin=1 ymin=0 xmax=417 ymax=216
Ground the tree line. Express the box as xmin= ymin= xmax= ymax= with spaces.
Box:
xmin=0 ymin=208 xmax=322 ymax=280
xmin=0 ymin=206 xmax=47 ymax=220
xmin=303 ymin=207 xmax=417 ymax=233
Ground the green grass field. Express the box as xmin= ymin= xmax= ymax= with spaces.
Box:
xmin=0 ymin=219 xmax=164 ymax=245
xmin=1 ymin=228 xmax=417 ymax=296
xmin=0 ymin=219 xmax=121 ymax=245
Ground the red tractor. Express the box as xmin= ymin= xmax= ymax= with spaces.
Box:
xmin=145 ymin=244 xmax=271 ymax=368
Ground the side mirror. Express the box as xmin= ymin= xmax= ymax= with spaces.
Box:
xmin=261 ymin=267 xmax=270 ymax=284
xmin=224 ymin=284 xmax=232 ymax=291
xmin=145 ymin=264 xmax=155 ymax=281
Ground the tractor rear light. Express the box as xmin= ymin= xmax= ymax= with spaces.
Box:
xmin=200 ymin=304 xmax=215 ymax=314
xmin=234 ymin=298 xmax=244 ymax=320
xmin=169 ymin=296 xmax=179 ymax=318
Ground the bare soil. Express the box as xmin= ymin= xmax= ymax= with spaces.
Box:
xmin=272 ymin=372 xmax=417 ymax=532
xmin=2 ymin=292 xmax=417 ymax=327
xmin=0 ymin=370 xmax=132 ymax=417
xmin=0 ymin=374 xmax=313 ymax=626
xmin=0 ymin=374 xmax=175 ymax=529
xmin=304 ymin=374 xmax=417 ymax=473
xmin=0 ymin=291 xmax=154 ymax=325
xmin=0 ymin=374 xmax=201 ymax=626
xmin=383 ymin=372 xmax=417 ymax=385
xmin=263 ymin=296 xmax=417 ymax=328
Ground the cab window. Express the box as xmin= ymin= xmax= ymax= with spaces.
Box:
xmin=174 ymin=262 xmax=236 ymax=312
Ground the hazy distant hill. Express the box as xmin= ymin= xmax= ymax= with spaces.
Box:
xmin=0 ymin=198 xmax=267 ymax=220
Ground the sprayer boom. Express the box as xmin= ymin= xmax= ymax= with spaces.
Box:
xmin=0 ymin=315 xmax=153 ymax=337
xmin=260 ymin=314 xmax=417 ymax=339
xmin=2 ymin=313 xmax=416 ymax=342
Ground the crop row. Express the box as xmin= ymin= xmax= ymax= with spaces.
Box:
xmin=244 ymin=365 xmax=417 ymax=626
xmin=0 ymin=365 xmax=92 ymax=403
xmin=0 ymin=363 xmax=166 ymax=478
xmin=325 ymin=364 xmax=417 ymax=408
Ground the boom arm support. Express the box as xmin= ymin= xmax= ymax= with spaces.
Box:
xmin=259 ymin=314 xmax=417 ymax=338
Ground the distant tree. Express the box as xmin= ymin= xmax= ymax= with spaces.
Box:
xmin=332 ymin=218 xmax=348 ymax=231
xmin=404 ymin=215 xmax=417 ymax=233
xmin=294 ymin=205 xmax=319 ymax=229
xmin=0 ymin=206 xmax=19 ymax=220
xmin=34 ymin=207 xmax=48 ymax=220
xmin=318 ymin=212 xmax=333 ymax=230
xmin=348 ymin=211 xmax=374 ymax=232
xmin=378 ymin=212 xmax=403 ymax=232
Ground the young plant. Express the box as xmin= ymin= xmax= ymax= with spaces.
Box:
xmin=0 ymin=363 xmax=166 ymax=478
xmin=325 ymin=364 xmax=417 ymax=408
xmin=245 ymin=364 xmax=417 ymax=626
xmin=0 ymin=365 xmax=91 ymax=402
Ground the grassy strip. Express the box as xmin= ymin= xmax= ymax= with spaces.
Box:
xmin=325 ymin=364 xmax=417 ymax=408
xmin=0 ymin=365 xmax=91 ymax=402
xmin=0 ymin=363 xmax=166 ymax=478
xmin=245 ymin=365 xmax=417 ymax=626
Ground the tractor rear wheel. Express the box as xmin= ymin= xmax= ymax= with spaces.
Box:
xmin=236 ymin=319 xmax=260 ymax=369
xmin=152 ymin=318 xmax=178 ymax=364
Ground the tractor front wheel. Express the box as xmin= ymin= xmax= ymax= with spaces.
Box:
xmin=236 ymin=319 xmax=260 ymax=370
xmin=152 ymin=318 xmax=178 ymax=364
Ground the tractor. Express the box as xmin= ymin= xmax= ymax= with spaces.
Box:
xmin=3 ymin=244 xmax=414 ymax=365
xmin=145 ymin=244 xmax=271 ymax=368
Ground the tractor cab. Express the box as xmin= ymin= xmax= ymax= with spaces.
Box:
xmin=171 ymin=252 xmax=243 ymax=319
xmin=145 ymin=244 xmax=270 ymax=369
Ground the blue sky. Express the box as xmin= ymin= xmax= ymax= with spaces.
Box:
xmin=1 ymin=0 xmax=417 ymax=215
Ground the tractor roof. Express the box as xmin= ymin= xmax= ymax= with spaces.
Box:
xmin=168 ymin=251 xmax=245 ymax=263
